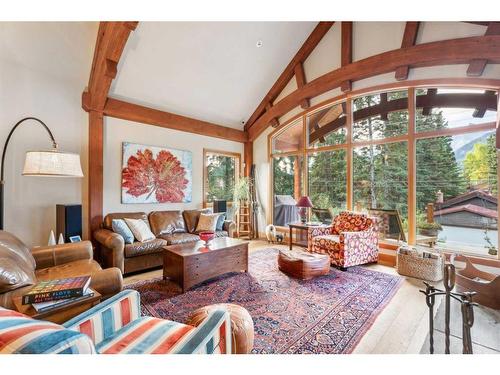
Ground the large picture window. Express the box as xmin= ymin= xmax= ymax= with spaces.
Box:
xmin=269 ymin=83 xmax=499 ymax=259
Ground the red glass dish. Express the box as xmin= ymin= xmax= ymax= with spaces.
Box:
xmin=199 ymin=231 xmax=215 ymax=245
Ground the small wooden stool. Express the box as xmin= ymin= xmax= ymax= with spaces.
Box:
xmin=278 ymin=249 xmax=330 ymax=280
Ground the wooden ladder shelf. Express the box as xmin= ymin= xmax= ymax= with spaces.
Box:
xmin=236 ymin=202 xmax=251 ymax=238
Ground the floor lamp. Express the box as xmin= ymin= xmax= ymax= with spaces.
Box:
xmin=0 ymin=117 xmax=84 ymax=230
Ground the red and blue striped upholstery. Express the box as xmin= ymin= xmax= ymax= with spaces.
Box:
xmin=0 ymin=308 xmax=95 ymax=354
xmin=63 ymin=289 xmax=141 ymax=346
xmin=64 ymin=289 xmax=232 ymax=354
xmin=0 ymin=289 xmax=231 ymax=354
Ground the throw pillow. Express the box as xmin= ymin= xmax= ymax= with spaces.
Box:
xmin=112 ymin=219 xmax=135 ymax=244
xmin=195 ymin=213 xmax=221 ymax=233
xmin=215 ymin=213 xmax=226 ymax=231
xmin=124 ymin=218 xmax=155 ymax=242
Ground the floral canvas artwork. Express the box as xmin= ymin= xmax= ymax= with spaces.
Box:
xmin=121 ymin=142 xmax=192 ymax=203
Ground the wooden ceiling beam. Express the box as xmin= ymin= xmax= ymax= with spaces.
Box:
xmin=294 ymin=63 xmax=310 ymax=109
xmin=395 ymin=22 xmax=420 ymax=81
xmin=340 ymin=22 xmax=353 ymax=92
xmin=244 ymin=21 xmax=334 ymax=130
xmin=86 ymin=21 xmax=138 ymax=111
xmin=467 ymin=22 xmax=500 ymax=77
xmin=96 ymin=96 xmax=248 ymax=143
xmin=265 ymin=103 xmax=280 ymax=128
xmin=248 ymin=35 xmax=500 ymax=141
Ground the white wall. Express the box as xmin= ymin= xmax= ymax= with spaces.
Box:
xmin=253 ymin=21 xmax=500 ymax=235
xmin=0 ymin=22 xmax=97 ymax=246
xmin=103 ymin=117 xmax=244 ymax=215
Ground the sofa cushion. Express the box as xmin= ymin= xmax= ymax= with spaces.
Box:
xmin=195 ymin=213 xmax=222 ymax=233
xmin=124 ymin=238 xmax=168 ymax=258
xmin=95 ymin=316 xmax=194 ymax=354
xmin=124 ymin=218 xmax=156 ymax=242
xmin=0 ymin=231 xmax=37 ymax=294
xmin=149 ymin=211 xmax=187 ymax=236
xmin=111 ymin=219 xmax=135 ymax=244
xmin=215 ymin=213 xmax=226 ymax=231
xmin=157 ymin=232 xmax=200 ymax=245
xmin=103 ymin=212 xmax=149 ymax=231
xmin=183 ymin=209 xmax=211 ymax=233
xmin=214 ymin=231 xmax=229 ymax=238
xmin=0 ymin=307 xmax=95 ymax=354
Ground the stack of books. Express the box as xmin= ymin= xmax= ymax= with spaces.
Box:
xmin=22 ymin=276 xmax=93 ymax=313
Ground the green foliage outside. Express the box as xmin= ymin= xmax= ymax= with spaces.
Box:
xmin=206 ymin=154 xmax=236 ymax=202
xmin=272 ymin=90 xmax=497 ymax=232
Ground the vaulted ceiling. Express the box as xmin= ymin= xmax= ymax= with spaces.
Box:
xmin=110 ymin=22 xmax=317 ymax=129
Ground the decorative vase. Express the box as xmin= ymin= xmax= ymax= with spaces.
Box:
xmin=58 ymin=233 xmax=65 ymax=244
xmin=199 ymin=231 xmax=215 ymax=246
xmin=48 ymin=230 xmax=56 ymax=246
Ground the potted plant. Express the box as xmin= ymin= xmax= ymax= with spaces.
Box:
xmin=417 ymin=221 xmax=443 ymax=237
xmin=232 ymin=177 xmax=251 ymax=211
xmin=483 ymin=229 xmax=498 ymax=256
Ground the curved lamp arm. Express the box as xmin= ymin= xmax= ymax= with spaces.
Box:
xmin=1 ymin=117 xmax=58 ymax=182
xmin=0 ymin=117 xmax=59 ymax=230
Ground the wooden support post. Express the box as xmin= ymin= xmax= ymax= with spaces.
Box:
xmin=88 ymin=111 xmax=104 ymax=249
xmin=293 ymin=158 xmax=300 ymax=200
xmin=427 ymin=203 xmax=434 ymax=223
xmin=395 ymin=22 xmax=420 ymax=81
xmin=341 ymin=22 xmax=353 ymax=92
xmin=408 ymin=87 xmax=417 ymax=245
xmin=244 ymin=141 xmax=253 ymax=177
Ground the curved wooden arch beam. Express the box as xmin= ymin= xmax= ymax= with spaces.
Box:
xmin=467 ymin=22 xmax=500 ymax=77
xmin=395 ymin=22 xmax=420 ymax=81
xmin=248 ymin=35 xmax=500 ymax=141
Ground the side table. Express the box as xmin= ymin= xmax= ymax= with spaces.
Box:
xmin=288 ymin=222 xmax=326 ymax=250
xmin=13 ymin=289 xmax=102 ymax=324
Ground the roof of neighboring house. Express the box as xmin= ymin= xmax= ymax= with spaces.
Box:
xmin=439 ymin=190 xmax=497 ymax=209
xmin=434 ymin=204 xmax=498 ymax=219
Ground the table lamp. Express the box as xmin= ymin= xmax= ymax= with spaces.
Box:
xmin=296 ymin=196 xmax=313 ymax=223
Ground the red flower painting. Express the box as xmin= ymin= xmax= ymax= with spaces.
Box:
xmin=122 ymin=146 xmax=190 ymax=203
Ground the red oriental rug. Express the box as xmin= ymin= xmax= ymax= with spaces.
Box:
xmin=127 ymin=248 xmax=403 ymax=354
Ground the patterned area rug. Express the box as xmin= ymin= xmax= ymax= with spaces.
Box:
xmin=128 ymin=248 xmax=402 ymax=354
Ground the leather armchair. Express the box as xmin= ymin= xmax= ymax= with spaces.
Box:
xmin=0 ymin=231 xmax=123 ymax=309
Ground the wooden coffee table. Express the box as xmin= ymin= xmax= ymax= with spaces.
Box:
xmin=163 ymin=237 xmax=249 ymax=292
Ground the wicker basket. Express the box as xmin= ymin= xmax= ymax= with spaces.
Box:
xmin=396 ymin=248 xmax=444 ymax=281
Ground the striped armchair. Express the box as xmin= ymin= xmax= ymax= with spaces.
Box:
xmin=308 ymin=211 xmax=378 ymax=269
xmin=0 ymin=290 xmax=231 ymax=354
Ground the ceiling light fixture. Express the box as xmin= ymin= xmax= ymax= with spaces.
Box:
xmin=256 ymin=40 xmax=263 ymax=48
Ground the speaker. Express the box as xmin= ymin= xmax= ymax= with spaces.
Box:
xmin=56 ymin=204 xmax=82 ymax=242
xmin=213 ymin=200 xmax=227 ymax=213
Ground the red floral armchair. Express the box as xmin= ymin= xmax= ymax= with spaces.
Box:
xmin=307 ymin=211 xmax=378 ymax=268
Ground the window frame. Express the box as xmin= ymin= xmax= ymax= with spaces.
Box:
xmin=203 ymin=148 xmax=241 ymax=209
xmin=268 ymin=78 xmax=500 ymax=260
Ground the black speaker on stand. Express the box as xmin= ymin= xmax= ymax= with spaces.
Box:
xmin=56 ymin=204 xmax=82 ymax=243
xmin=213 ymin=200 xmax=227 ymax=213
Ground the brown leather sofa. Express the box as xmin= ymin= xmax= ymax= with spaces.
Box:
xmin=94 ymin=209 xmax=236 ymax=274
xmin=0 ymin=230 xmax=123 ymax=309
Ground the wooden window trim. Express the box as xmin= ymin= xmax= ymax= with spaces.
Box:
xmin=203 ymin=149 xmax=241 ymax=209
xmin=268 ymin=79 xmax=500 ymax=261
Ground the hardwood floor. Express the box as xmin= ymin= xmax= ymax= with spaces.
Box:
xmin=123 ymin=239 xmax=435 ymax=354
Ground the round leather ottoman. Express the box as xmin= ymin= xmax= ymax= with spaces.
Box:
xmin=278 ymin=249 xmax=330 ymax=280
xmin=186 ymin=303 xmax=254 ymax=354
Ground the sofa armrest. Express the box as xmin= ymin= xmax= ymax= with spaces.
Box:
xmin=63 ymin=289 xmax=140 ymax=346
xmin=178 ymin=309 xmax=232 ymax=354
xmin=94 ymin=229 xmax=125 ymax=273
xmin=32 ymin=241 xmax=93 ymax=270
xmin=341 ymin=227 xmax=379 ymax=265
xmin=90 ymin=267 xmax=123 ymax=300
xmin=223 ymin=220 xmax=236 ymax=238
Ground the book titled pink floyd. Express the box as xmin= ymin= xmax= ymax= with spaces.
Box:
xmin=22 ymin=276 xmax=91 ymax=305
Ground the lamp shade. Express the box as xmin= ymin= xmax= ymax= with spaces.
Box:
xmin=22 ymin=149 xmax=83 ymax=177
xmin=296 ymin=196 xmax=313 ymax=208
